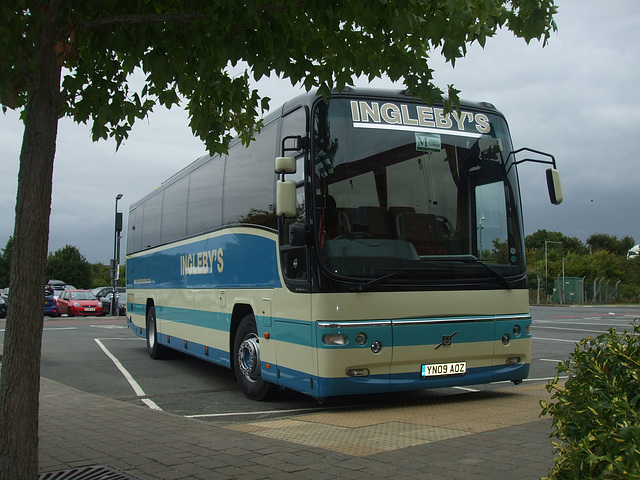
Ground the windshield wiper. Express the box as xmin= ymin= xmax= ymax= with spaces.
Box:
xmin=356 ymin=270 xmax=404 ymax=291
xmin=355 ymin=267 xmax=439 ymax=291
xmin=422 ymin=255 xmax=514 ymax=289
xmin=354 ymin=255 xmax=514 ymax=291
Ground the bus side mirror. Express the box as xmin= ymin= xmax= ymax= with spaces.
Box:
xmin=276 ymin=180 xmax=297 ymax=217
xmin=546 ymin=168 xmax=563 ymax=205
xmin=275 ymin=156 xmax=296 ymax=174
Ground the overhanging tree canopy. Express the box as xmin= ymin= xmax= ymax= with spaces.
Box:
xmin=3 ymin=1 xmax=557 ymax=151
xmin=0 ymin=1 xmax=557 ymax=478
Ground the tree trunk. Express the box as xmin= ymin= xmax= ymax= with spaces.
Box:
xmin=0 ymin=2 xmax=62 ymax=478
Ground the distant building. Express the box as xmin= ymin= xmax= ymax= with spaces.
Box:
xmin=628 ymin=245 xmax=640 ymax=259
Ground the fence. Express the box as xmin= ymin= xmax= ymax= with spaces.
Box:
xmin=530 ymin=276 xmax=621 ymax=305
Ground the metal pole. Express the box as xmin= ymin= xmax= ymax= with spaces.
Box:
xmin=562 ymin=257 xmax=565 ymax=304
xmin=545 ymin=240 xmax=562 ymax=303
xmin=112 ymin=194 xmax=123 ymax=315
xmin=545 ymin=242 xmax=548 ymax=293
xmin=557 ymin=275 xmax=563 ymax=305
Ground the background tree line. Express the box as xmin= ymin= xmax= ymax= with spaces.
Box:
xmin=525 ymin=230 xmax=640 ymax=302
xmin=0 ymin=237 xmax=125 ymax=290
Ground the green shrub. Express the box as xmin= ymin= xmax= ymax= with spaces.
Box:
xmin=618 ymin=284 xmax=640 ymax=303
xmin=540 ymin=319 xmax=640 ymax=479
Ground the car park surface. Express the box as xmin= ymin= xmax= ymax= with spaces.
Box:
xmin=4 ymin=305 xmax=638 ymax=480
xmin=26 ymin=304 xmax=640 ymax=416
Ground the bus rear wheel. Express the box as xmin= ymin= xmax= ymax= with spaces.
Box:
xmin=146 ymin=306 xmax=168 ymax=359
xmin=233 ymin=314 xmax=274 ymax=401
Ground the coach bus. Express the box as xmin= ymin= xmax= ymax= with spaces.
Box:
xmin=125 ymin=87 xmax=562 ymax=401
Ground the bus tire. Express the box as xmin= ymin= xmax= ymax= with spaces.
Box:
xmin=233 ymin=314 xmax=274 ymax=401
xmin=146 ymin=306 xmax=168 ymax=359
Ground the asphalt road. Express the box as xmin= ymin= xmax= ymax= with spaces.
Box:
xmin=2 ymin=305 xmax=638 ymax=424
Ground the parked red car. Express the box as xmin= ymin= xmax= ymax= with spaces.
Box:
xmin=56 ymin=289 xmax=104 ymax=317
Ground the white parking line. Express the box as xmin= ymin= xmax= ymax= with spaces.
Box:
xmin=453 ymin=386 xmax=481 ymax=392
xmin=94 ymin=337 xmax=141 ymax=341
xmin=534 ymin=320 xmax=634 ymax=327
xmin=186 ymin=407 xmax=324 ymax=419
xmin=533 ymin=337 xmax=580 ymax=343
xmin=1 ymin=327 xmax=78 ymax=332
xmin=493 ymin=375 xmax=568 ymax=384
xmin=532 ymin=325 xmax=607 ymax=334
xmin=540 ymin=358 xmax=563 ymax=363
xmin=90 ymin=325 xmax=128 ymax=329
xmin=94 ymin=339 xmax=162 ymax=411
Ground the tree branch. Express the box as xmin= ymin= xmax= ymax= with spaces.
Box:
xmin=80 ymin=12 xmax=211 ymax=31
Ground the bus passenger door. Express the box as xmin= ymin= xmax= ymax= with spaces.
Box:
xmin=278 ymin=106 xmax=309 ymax=285
xmin=273 ymin=105 xmax=317 ymax=396
xmin=270 ymin=290 xmax=315 ymax=396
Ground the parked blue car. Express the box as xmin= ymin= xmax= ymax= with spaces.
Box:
xmin=44 ymin=286 xmax=60 ymax=317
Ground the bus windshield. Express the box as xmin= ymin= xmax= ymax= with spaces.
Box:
xmin=312 ymin=97 xmax=525 ymax=287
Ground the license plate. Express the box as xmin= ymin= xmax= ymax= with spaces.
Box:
xmin=85 ymin=307 xmax=95 ymax=312
xmin=422 ymin=362 xmax=466 ymax=377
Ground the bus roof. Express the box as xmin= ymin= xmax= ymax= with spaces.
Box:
xmin=276 ymin=87 xmax=503 ymax=119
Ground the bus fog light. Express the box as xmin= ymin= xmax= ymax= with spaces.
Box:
xmin=371 ymin=340 xmax=382 ymax=354
xmin=323 ymin=334 xmax=347 ymax=345
xmin=355 ymin=333 xmax=367 ymax=345
xmin=506 ymin=356 xmax=521 ymax=366
xmin=347 ymin=368 xmax=370 ymax=377
xmin=513 ymin=325 xmax=521 ymax=337
xmin=502 ymin=334 xmax=510 ymax=345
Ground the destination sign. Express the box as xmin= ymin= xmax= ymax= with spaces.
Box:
xmin=350 ymin=100 xmax=491 ymax=138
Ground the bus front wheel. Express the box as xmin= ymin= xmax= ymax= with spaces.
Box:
xmin=146 ymin=306 xmax=168 ymax=359
xmin=233 ymin=314 xmax=274 ymax=401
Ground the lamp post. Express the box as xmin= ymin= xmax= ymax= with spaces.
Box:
xmin=112 ymin=194 xmax=123 ymax=316
xmin=545 ymin=240 xmax=562 ymax=301
xmin=562 ymin=257 xmax=566 ymax=305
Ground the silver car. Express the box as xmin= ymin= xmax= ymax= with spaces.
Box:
xmin=91 ymin=287 xmax=126 ymax=315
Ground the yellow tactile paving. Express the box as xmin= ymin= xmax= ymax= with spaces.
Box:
xmin=224 ymin=383 xmax=552 ymax=457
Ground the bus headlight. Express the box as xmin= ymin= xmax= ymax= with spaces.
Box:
xmin=323 ymin=334 xmax=347 ymax=345
xmin=347 ymin=368 xmax=370 ymax=377
xmin=371 ymin=340 xmax=382 ymax=354
xmin=355 ymin=333 xmax=367 ymax=345
xmin=513 ymin=325 xmax=521 ymax=337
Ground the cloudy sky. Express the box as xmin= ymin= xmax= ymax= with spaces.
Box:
xmin=1 ymin=0 xmax=639 ymax=264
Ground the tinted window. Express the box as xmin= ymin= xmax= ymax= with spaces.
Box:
xmin=222 ymin=122 xmax=277 ymax=229
xmin=187 ymin=156 xmax=224 ymax=236
xmin=161 ymin=175 xmax=189 ymax=243
xmin=127 ymin=205 xmax=140 ymax=253
xmin=141 ymin=192 xmax=163 ymax=249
